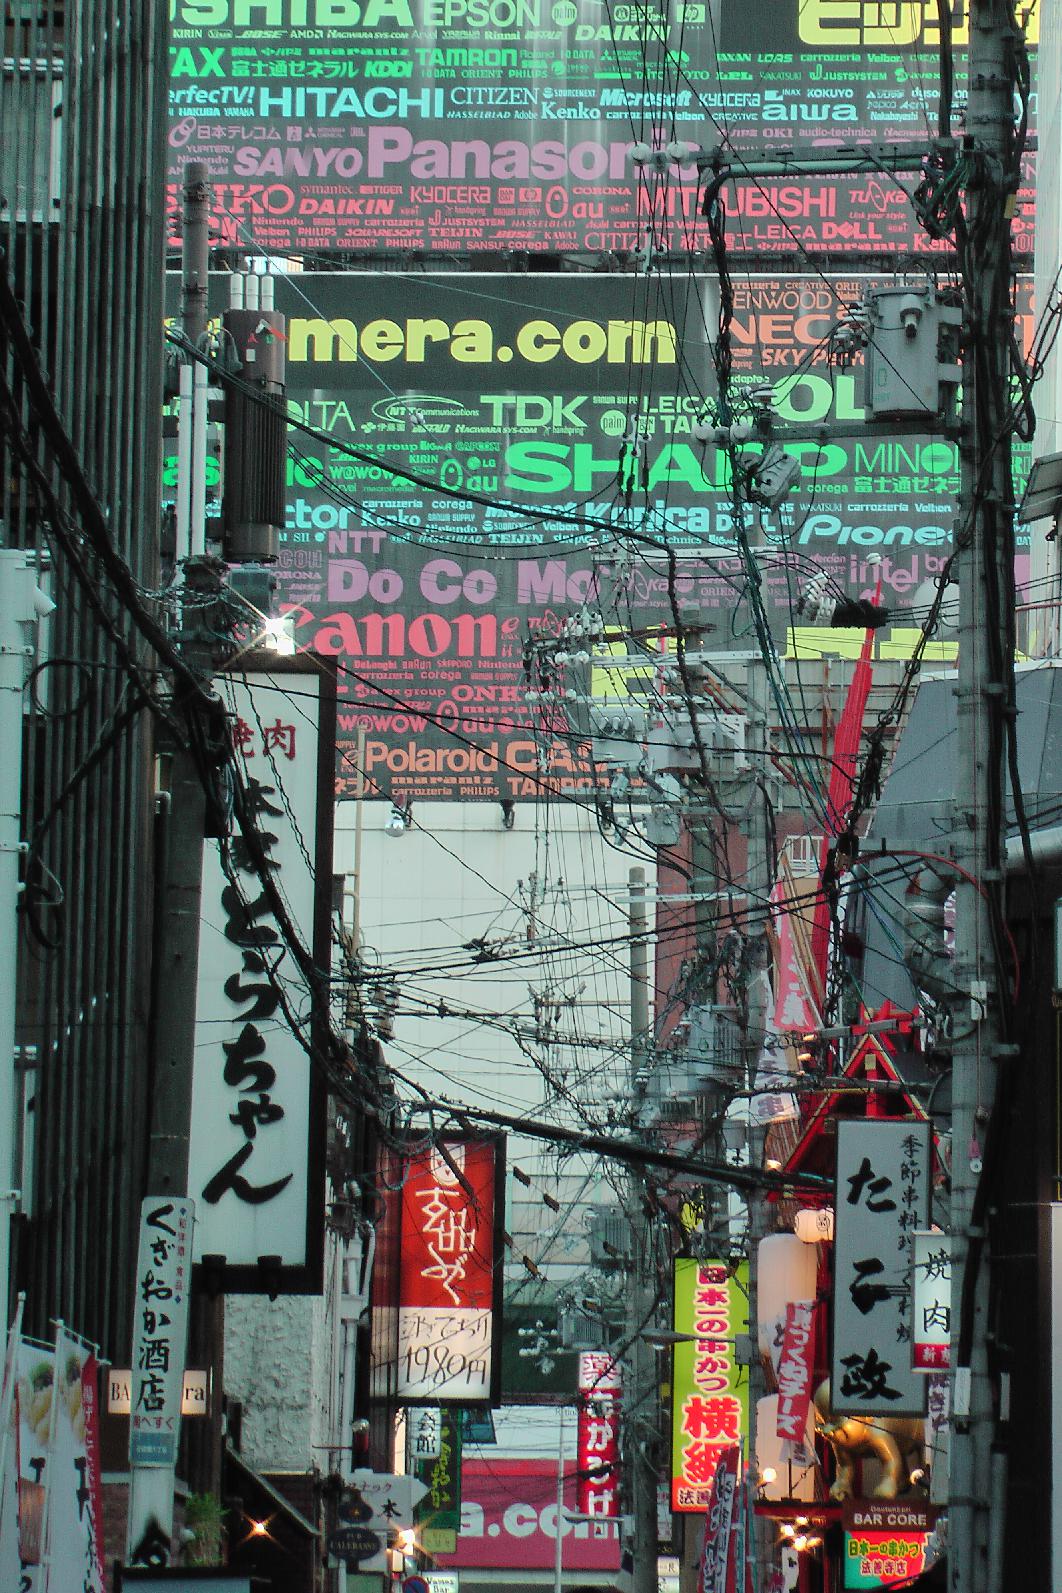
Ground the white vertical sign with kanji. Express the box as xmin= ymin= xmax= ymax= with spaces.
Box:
xmin=128 ymin=1198 xmax=194 ymax=1467
xmin=188 ymin=666 xmax=328 ymax=1279
xmin=832 ymin=1120 xmax=930 ymax=1418
xmin=912 ymin=1232 xmax=951 ymax=1371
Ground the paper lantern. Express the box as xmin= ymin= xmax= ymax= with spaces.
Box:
xmin=794 ymin=1207 xmax=835 ymax=1243
xmin=757 ymin=1234 xmax=817 ymax=1368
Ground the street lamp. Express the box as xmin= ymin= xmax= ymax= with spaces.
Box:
xmin=640 ymin=1329 xmax=750 ymax=1356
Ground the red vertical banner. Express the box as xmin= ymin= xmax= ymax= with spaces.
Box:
xmin=81 ymin=1354 xmax=105 ymax=1588
xmin=395 ymin=1137 xmax=504 ymax=1404
xmin=774 ymin=1301 xmax=815 ymax=1445
xmin=577 ymin=1352 xmax=622 ymax=1518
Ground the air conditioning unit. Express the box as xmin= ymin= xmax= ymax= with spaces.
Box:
xmin=587 ymin=1210 xmax=633 ymax=1269
xmin=558 ymin=1304 xmax=606 ymax=1352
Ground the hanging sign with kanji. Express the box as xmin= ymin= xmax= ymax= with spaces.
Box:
xmin=187 ymin=659 xmax=335 ymax=1292
xmin=911 ymin=1233 xmax=951 ymax=1372
xmin=671 ymin=1260 xmax=750 ymax=1513
xmin=832 ymin=1121 xmax=931 ymax=1418
xmin=396 ymin=1137 xmax=504 ymax=1403
xmin=577 ymin=1352 xmax=622 ymax=1520
xmin=128 ymin=1197 xmax=194 ymax=1467
xmin=775 ymin=1300 xmax=815 ymax=1445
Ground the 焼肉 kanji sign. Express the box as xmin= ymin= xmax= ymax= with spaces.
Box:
xmin=187 ymin=660 xmax=335 ymax=1291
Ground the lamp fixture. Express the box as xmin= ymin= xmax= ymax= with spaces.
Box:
xmin=384 ymin=801 xmax=412 ymax=837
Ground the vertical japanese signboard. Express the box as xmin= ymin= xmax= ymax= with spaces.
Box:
xmin=129 ymin=1197 xmax=195 ymax=1467
xmin=775 ymin=1301 xmax=815 ymax=1445
xmin=671 ymin=1259 xmax=750 ymax=1513
xmin=395 ymin=1136 xmax=504 ymax=1403
xmin=696 ymin=1443 xmax=740 ymax=1593
xmin=911 ymin=1232 xmax=951 ymax=1372
xmin=14 ymin=1339 xmax=55 ymax=1590
xmin=415 ymin=1406 xmax=463 ymax=1554
xmin=832 ymin=1120 xmax=930 ymax=1417
xmin=188 ymin=658 xmax=336 ymax=1291
xmin=577 ymin=1351 xmax=621 ymax=1520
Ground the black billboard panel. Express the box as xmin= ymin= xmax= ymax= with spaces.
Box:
xmin=184 ymin=272 xmax=1031 ymax=798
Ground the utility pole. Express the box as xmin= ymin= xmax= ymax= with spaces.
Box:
xmin=126 ymin=161 xmax=223 ymax=1567
xmin=626 ymin=865 xmax=658 ymax=1593
xmin=948 ymin=5 xmax=1024 ymax=1591
xmin=739 ymin=647 xmax=773 ymax=1587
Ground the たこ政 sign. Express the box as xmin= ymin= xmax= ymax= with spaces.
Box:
xmin=832 ymin=1120 xmax=931 ymax=1417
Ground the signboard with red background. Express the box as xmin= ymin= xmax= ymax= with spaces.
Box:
xmin=577 ymin=1351 xmax=621 ymax=1520
xmin=432 ymin=1458 xmax=621 ymax=1572
xmin=393 ymin=1137 xmax=504 ymax=1404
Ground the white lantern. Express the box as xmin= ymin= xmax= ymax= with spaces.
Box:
xmin=794 ymin=1207 xmax=835 ymax=1243
xmin=757 ymin=1234 xmax=817 ymax=1369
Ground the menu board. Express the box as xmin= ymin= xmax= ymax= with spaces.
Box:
xmin=166 ymin=0 xmax=1037 ymax=256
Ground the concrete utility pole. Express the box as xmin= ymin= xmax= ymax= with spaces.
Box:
xmin=627 ymin=865 xmax=658 ymax=1593
xmin=739 ymin=649 xmax=772 ymax=1586
xmin=948 ymin=5 xmax=1024 ymax=1590
xmin=126 ymin=161 xmax=223 ymax=1567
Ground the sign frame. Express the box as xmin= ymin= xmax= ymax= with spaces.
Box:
xmin=391 ymin=1133 xmax=506 ymax=1407
xmin=188 ymin=653 xmax=336 ymax=1295
xmin=832 ymin=1119 xmax=931 ymax=1419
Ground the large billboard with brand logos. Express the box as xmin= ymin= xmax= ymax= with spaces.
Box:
xmin=237 ymin=271 xmax=1031 ymax=798
xmin=166 ymin=1 xmax=1036 ymax=257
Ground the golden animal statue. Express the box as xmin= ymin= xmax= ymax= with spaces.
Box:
xmin=812 ymin=1379 xmax=924 ymax=1501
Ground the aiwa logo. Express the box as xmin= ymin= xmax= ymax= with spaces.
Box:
xmin=370 ymin=394 xmax=473 ymax=425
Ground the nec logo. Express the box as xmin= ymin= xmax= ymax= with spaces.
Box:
xmin=797 ymin=1 xmax=1036 ymax=47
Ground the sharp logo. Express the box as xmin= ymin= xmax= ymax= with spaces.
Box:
xmin=797 ymin=1 xmax=1037 ymax=47
xmin=371 ymin=395 xmax=472 ymax=423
